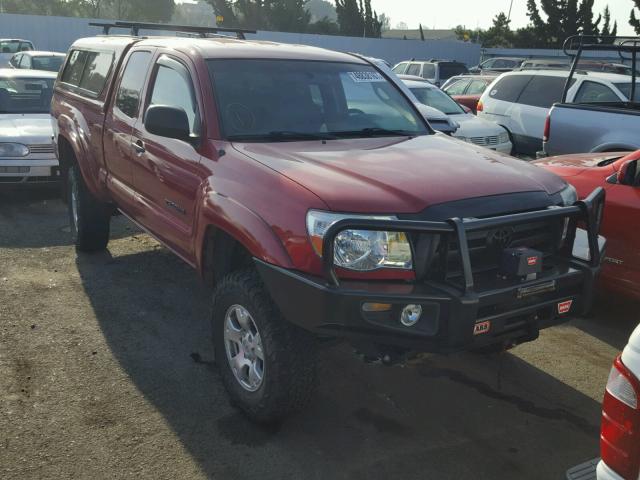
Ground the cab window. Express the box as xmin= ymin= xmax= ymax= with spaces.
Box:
xmin=406 ymin=63 xmax=421 ymax=76
xmin=115 ymin=51 xmax=153 ymax=118
xmin=392 ymin=62 xmax=408 ymax=74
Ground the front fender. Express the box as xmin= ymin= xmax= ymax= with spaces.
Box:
xmin=194 ymin=190 xmax=294 ymax=276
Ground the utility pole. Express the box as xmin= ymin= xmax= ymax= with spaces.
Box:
xmin=507 ymin=0 xmax=513 ymax=21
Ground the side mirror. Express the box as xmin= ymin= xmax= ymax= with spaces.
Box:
xmin=144 ymin=105 xmax=191 ymax=142
xmin=617 ymin=159 xmax=638 ymax=186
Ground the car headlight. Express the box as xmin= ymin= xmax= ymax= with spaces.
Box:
xmin=559 ymin=184 xmax=577 ymax=206
xmin=306 ymin=210 xmax=413 ymax=271
xmin=498 ymin=131 xmax=510 ymax=144
xmin=0 ymin=143 xmax=29 ymax=157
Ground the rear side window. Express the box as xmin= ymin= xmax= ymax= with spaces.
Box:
xmin=489 ymin=75 xmax=532 ymax=102
xmin=115 ymin=51 xmax=152 ymax=118
xmin=466 ymin=79 xmax=489 ymax=95
xmin=422 ymin=64 xmax=435 ymax=78
xmin=517 ymin=76 xmax=569 ymax=108
xmin=574 ymin=81 xmax=620 ymax=103
xmin=439 ymin=63 xmax=468 ymax=80
xmin=406 ymin=64 xmax=421 ymax=76
xmin=61 ymin=50 xmax=89 ymax=86
xmin=78 ymin=52 xmax=113 ymax=95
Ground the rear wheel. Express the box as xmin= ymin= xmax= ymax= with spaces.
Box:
xmin=67 ymin=165 xmax=111 ymax=252
xmin=212 ymin=269 xmax=317 ymax=423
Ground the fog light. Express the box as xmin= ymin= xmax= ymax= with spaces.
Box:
xmin=400 ymin=304 xmax=422 ymax=327
xmin=362 ymin=302 xmax=393 ymax=312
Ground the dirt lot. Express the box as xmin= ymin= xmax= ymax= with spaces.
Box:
xmin=1 ymin=188 xmax=638 ymax=480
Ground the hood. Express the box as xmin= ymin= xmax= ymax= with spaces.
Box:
xmin=449 ymin=113 xmax=505 ymax=138
xmin=233 ymin=133 xmax=567 ymax=213
xmin=533 ymin=152 xmax=627 ymax=177
xmin=0 ymin=114 xmax=53 ymax=144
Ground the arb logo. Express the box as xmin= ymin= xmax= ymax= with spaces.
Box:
xmin=557 ymin=300 xmax=573 ymax=314
xmin=527 ymin=256 xmax=538 ymax=266
xmin=473 ymin=321 xmax=491 ymax=335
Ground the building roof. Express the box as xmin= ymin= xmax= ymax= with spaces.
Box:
xmin=382 ymin=29 xmax=458 ymax=41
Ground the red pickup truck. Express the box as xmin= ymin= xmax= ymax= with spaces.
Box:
xmin=52 ymin=24 xmax=605 ymax=423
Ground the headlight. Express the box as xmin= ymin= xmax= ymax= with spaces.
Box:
xmin=0 ymin=143 xmax=29 ymax=157
xmin=306 ymin=210 xmax=413 ymax=271
xmin=498 ymin=131 xmax=510 ymax=144
xmin=559 ymin=184 xmax=577 ymax=206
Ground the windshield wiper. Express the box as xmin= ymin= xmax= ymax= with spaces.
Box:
xmin=332 ymin=127 xmax=417 ymax=138
xmin=228 ymin=131 xmax=337 ymax=142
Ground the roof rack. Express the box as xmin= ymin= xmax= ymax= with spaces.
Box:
xmin=89 ymin=21 xmax=256 ymax=39
xmin=561 ymin=35 xmax=640 ymax=102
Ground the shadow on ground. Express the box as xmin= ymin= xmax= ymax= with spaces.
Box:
xmin=75 ymin=245 xmax=607 ymax=480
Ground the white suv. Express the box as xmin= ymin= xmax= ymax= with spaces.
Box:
xmin=477 ymin=70 xmax=636 ymax=156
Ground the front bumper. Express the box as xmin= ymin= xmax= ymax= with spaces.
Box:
xmin=0 ymin=158 xmax=60 ymax=184
xmin=257 ymin=188 xmax=606 ymax=354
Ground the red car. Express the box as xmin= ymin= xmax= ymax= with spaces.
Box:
xmin=536 ymin=150 xmax=640 ymax=301
xmin=52 ymin=22 xmax=604 ymax=422
xmin=442 ymin=75 xmax=496 ymax=114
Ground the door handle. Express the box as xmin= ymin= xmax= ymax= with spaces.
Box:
xmin=132 ymin=140 xmax=145 ymax=155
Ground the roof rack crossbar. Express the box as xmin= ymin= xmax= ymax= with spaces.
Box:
xmin=90 ymin=21 xmax=256 ymax=39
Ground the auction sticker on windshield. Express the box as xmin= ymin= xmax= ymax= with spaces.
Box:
xmin=349 ymin=72 xmax=386 ymax=83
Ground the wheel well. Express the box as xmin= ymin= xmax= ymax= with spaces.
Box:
xmin=57 ymin=136 xmax=76 ymax=203
xmin=202 ymin=226 xmax=254 ymax=288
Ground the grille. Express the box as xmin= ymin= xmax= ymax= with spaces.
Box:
xmin=28 ymin=144 xmax=55 ymax=154
xmin=425 ymin=218 xmax=564 ymax=286
xmin=469 ymin=135 xmax=499 ymax=147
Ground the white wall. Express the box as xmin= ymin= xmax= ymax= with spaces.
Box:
xmin=0 ymin=12 xmax=481 ymax=66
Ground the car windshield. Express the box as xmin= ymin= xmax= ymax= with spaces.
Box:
xmin=0 ymin=40 xmax=33 ymax=54
xmin=32 ymin=56 xmax=64 ymax=72
xmin=614 ymin=82 xmax=640 ymax=101
xmin=409 ymin=87 xmax=464 ymax=115
xmin=0 ymin=77 xmax=54 ymax=113
xmin=207 ymin=59 xmax=428 ymax=141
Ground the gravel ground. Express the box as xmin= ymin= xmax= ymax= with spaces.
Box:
xmin=1 ymin=188 xmax=638 ymax=480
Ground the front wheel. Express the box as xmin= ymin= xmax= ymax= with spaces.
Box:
xmin=67 ymin=165 xmax=111 ymax=252
xmin=212 ymin=270 xmax=317 ymax=423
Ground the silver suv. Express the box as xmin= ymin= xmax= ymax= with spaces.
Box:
xmin=392 ymin=59 xmax=468 ymax=87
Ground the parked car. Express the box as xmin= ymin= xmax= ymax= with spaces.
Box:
xmin=566 ymin=323 xmax=640 ymax=480
xmin=578 ymin=60 xmax=639 ymax=76
xmin=0 ymin=69 xmax=58 ymax=185
xmin=469 ymin=57 xmax=524 ymax=74
xmin=541 ymin=38 xmax=640 ymax=157
xmin=478 ymin=70 xmax=636 ymax=156
xmin=442 ymin=74 xmax=497 ymax=114
xmin=392 ymin=59 xmax=468 ymax=86
xmin=404 ymin=79 xmax=512 ymax=153
xmin=535 ymin=150 xmax=640 ymax=301
xmin=0 ymin=39 xmax=34 ymax=67
xmin=9 ymin=51 xmax=66 ymax=72
xmin=520 ymin=58 xmax=570 ymax=70
xmin=53 ymin=24 xmax=605 ymax=423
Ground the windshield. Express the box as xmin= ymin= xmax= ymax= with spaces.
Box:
xmin=32 ymin=56 xmax=64 ymax=72
xmin=0 ymin=77 xmax=54 ymax=113
xmin=207 ymin=59 xmax=428 ymax=141
xmin=0 ymin=40 xmax=33 ymax=54
xmin=409 ymin=87 xmax=464 ymax=115
xmin=614 ymin=82 xmax=640 ymax=101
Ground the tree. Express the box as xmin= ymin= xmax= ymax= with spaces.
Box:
xmin=267 ymin=0 xmax=311 ymax=32
xmin=630 ymin=0 xmax=640 ymax=34
xmin=480 ymin=12 xmax=513 ymax=48
xmin=600 ymin=5 xmax=618 ymax=43
xmin=378 ymin=13 xmax=390 ymax=32
xmin=523 ymin=0 xmax=601 ymax=48
xmin=334 ymin=0 xmax=380 ymax=37
xmin=205 ymin=0 xmax=239 ymax=26
xmin=419 ymin=23 xmax=425 ymax=41
xmin=578 ymin=0 xmax=601 ymax=36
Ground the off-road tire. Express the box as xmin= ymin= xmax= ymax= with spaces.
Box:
xmin=67 ymin=165 xmax=111 ymax=252
xmin=212 ymin=269 xmax=317 ymax=423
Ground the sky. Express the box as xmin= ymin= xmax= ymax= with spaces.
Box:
xmin=176 ymin=0 xmax=637 ymax=36
xmin=371 ymin=0 xmax=635 ymax=35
